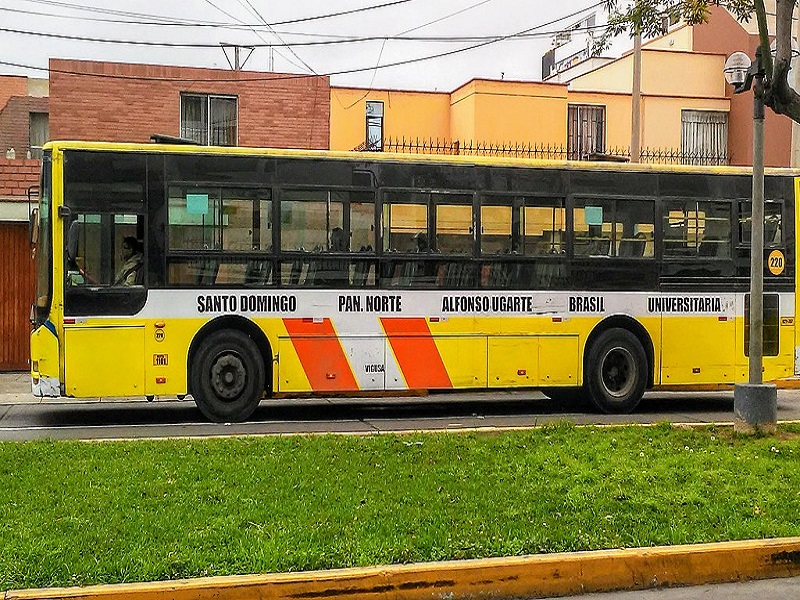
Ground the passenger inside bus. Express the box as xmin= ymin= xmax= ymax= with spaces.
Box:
xmin=114 ymin=236 xmax=144 ymax=286
xmin=413 ymin=231 xmax=429 ymax=252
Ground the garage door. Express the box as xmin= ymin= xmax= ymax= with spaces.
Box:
xmin=0 ymin=222 xmax=35 ymax=370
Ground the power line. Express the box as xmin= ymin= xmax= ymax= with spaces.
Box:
xmin=0 ymin=23 xmax=609 ymax=49
xmin=399 ymin=0 xmax=496 ymax=35
xmin=238 ymin=0 xmax=318 ymax=74
xmin=342 ymin=0 xmax=500 ymax=109
xmin=201 ymin=0 xmax=306 ymax=72
xmin=0 ymin=2 xmax=609 ymax=83
xmin=8 ymin=0 xmax=415 ymax=27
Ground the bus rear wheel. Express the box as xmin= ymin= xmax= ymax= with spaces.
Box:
xmin=191 ymin=329 xmax=265 ymax=423
xmin=584 ymin=328 xmax=647 ymax=414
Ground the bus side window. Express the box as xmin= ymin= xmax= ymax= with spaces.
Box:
xmin=697 ymin=203 xmax=731 ymax=258
xmin=740 ymin=201 xmax=782 ymax=247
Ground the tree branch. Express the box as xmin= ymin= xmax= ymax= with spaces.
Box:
xmin=762 ymin=0 xmax=800 ymax=122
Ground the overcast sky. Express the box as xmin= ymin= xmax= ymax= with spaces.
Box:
xmin=0 ymin=0 xmax=634 ymax=91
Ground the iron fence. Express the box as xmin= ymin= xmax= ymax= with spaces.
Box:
xmin=355 ymin=137 xmax=730 ymax=166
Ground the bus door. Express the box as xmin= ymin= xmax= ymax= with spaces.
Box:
xmin=736 ymin=200 xmax=793 ymax=382
xmin=61 ymin=210 xmax=148 ymax=397
xmin=659 ymin=200 xmax=737 ymax=385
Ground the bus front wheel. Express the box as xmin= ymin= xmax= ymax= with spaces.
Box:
xmin=191 ymin=329 xmax=265 ymax=423
xmin=584 ymin=328 xmax=647 ymax=414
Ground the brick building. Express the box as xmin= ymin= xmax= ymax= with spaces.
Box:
xmin=48 ymin=59 xmax=330 ymax=148
xmin=0 ymin=60 xmax=331 ymax=371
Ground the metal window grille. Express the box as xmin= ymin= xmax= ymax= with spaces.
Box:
xmin=365 ymin=101 xmax=384 ymax=151
xmin=180 ymin=94 xmax=238 ymax=146
xmin=568 ymin=104 xmax=605 ymax=160
xmin=681 ymin=110 xmax=728 ymax=166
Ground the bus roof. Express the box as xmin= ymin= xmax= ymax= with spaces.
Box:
xmin=42 ymin=140 xmax=800 ymax=178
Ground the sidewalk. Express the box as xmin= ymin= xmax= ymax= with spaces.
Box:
xmin=0 ymin=371 xmax=37 ymax=403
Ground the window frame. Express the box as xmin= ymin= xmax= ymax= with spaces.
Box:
xmin=365 ymin=100 xmax=384 ymax=151
xmin=680 ymin=109 xmax=729 ymax=166
xmin=29 ymin=112 xmax=49 ymax=160
xmin=164 ymin=182 xmax=274 ymax=288
xmin=567 ymin=104 xmax=606 ymax=160
xmin=179 ymin=93 xmax=239 ymax=147
xmin=572 ymin=196 xmax=656 ymax=259
xmin=661 ymin=198 xmax=734 ymax=260
xmin=277 ymin=185 xmax=377 ymax=288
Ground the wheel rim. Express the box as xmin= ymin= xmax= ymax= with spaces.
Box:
xmin=209 ymin=352 xmax=247 ymax=401
xmin=600 ymin=346 xmax=636 ymax=399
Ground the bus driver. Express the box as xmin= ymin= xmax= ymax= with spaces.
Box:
xmin=115 ymin=236 xmax=143 ymax=286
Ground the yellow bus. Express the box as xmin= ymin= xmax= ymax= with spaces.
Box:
xmin=29 ymin=141 xmax=798 ymax=421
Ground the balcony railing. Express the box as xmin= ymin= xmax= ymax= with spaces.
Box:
xmin=353 ymin=137 xmax=730 ymax=167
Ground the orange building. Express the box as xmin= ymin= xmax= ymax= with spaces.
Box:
xmin=331 ymin=5 xmax=794 ymax=169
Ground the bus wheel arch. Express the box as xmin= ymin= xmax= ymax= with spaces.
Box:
xmin=187 ymin=316 xmax=272 ymax=422
xmin=583 ymin=316 xmax=653 ymax=414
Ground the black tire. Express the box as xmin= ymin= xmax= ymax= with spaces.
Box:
xmin=190 ymin=329 xmax=265 ymax=423
xmin=584 ymin=328 xmax=647 ymax=414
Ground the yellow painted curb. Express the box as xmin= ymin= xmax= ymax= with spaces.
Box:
xmin=5 ymin=538 xmax=800 ymax=600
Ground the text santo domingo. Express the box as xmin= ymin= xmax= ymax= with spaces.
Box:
xmin=197 ymin=294 xmax=297 ymax=314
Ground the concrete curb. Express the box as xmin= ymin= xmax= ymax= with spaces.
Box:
xmin=5 ymin=538 xmax=800 ymax=600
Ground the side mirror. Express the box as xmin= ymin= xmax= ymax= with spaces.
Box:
xmin=29 ymin=208 xmax=39 ymax=245
xmin=66 ymin=220 xmax=79 ymax=265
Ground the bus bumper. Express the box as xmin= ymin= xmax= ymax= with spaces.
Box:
xmin=30 ymin=321 xmax=61 ymax=397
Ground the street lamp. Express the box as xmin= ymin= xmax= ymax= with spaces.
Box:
xmin=725 ymin=47 xmax=777 ymax=434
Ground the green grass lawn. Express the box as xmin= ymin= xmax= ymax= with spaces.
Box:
xmin=1 ymin=423 xmax=799 ymax=590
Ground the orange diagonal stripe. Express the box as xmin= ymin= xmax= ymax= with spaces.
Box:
xmin=381 ymin=317 xmax=452 ymax=389
xmin=283 ymin=318 xmax=358 ymax=392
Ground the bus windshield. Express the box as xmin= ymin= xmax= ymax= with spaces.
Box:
xmin=34 ymin=151 xmax=52 ymax=326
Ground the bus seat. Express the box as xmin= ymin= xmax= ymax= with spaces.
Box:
xmin=352 ymin=261 xmax=372 ymax=287
xmin=588 ymin=238 xmax=611 ymax=256
xmin=305 ymin=260 xmax=318 ymax=285
xmin=698 ymin=240 xmax=718 ymax=256
xmin=195 ymin=259 xmax=220 ymax=286
xmin=698 ymin=218 xmax=729 ymax=257
xmin=618 ymin=235 xmax=646 ymax=257
xmin=289 ymin=259 xmax=304 ymax=285
xmin=132 ymin=261 xmax=145 ymax=285
xmin=245 ymin=260 xmax=272 ymax=286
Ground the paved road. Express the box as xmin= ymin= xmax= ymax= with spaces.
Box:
xmin=1 ymin=388 xmax=799 ymax=441
xmin=550 ymin=576 xmax=800 ymax=599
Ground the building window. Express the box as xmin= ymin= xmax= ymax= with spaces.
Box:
xmin=681 ymin=110 xmax=728 ymax=165
xmin=366 ymin=101 xmax=384 ymax=151
xmin=567 ymin=104 xmax=605 ymax=160
xmin=180 ymin=94 xmax=238 ymax=146
xmin=29 ymin=112 xmax=49 ymax=160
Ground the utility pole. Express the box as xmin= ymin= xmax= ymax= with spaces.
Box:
xmin=630 ymin=32 xmax=642 ymax=163
xmin=219 ymin=44 xmax=255 ymax=71
xmin=728 ymin=47 xmax=778 ymax=434
xmin=792 ymin=9 xmax=800 ymax=166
